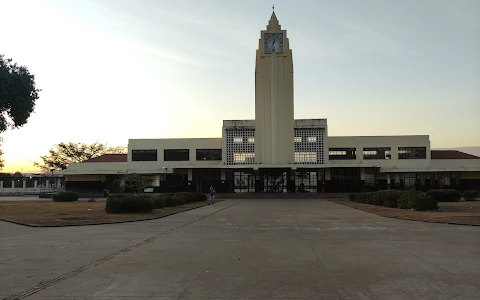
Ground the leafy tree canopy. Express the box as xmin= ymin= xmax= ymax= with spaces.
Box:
xmin=34 ymin=142 xmax=127 ymax=171
xmin=123 ymin=173 xmax=151 ymax=195
xmin=0 ymin=54 xmax=40 ymax=133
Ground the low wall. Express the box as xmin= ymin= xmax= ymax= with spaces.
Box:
xmin=0 ymin=188 xmax=65 ymax=196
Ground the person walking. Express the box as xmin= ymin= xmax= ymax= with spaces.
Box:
xmin=209 ymin=185 xmax=216 ymax=205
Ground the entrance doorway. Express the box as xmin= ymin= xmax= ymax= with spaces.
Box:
xmin=260 ymin=169 xmax=289 ymax=193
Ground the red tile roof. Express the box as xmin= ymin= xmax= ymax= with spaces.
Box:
xmin=82 ymin=154 xmax=128 ymax=163
xmin=431 ymin=150 xmax=480 ymax=159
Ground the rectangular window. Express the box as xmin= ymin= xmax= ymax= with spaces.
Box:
xmin=196 ymin=149 xmax=222 ymax=161
xmin=295 ymin=152 xmax=317 ymax=163
xmin=328 ymin=148 xmax=356 ymax=160
xmin=307 ymin=136 xmax=317 ymax=143
xmin=164 ymin=149 xmax=189 ymax=161
xmin=398 ymin=147 xmax=427 ymax=159
xmin=363 ymin=147 xmax=391 ymax=160
xmin=233 ymin=137 xmax=243 ymax=143
xmin=247 ymin=137 xmax=255 ymax=143
xmin=294 ymin=136 xmax=302 ymax=143
xmin=132 ymin=149 xmax=157 ymax=161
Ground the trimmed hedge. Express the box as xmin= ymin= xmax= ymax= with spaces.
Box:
xmin=426 ymin=189 xmax=461 ymax=202
xmin=105 ymin=194 xmax=153 ymax=213
xmin=349 ymin=190 xmax=438 ymax=211
xmin=52 ymin=191 xmax=79 ymax=202
xmin=107 ymin=192 xmax=208 ymax=213
xmin=463 ymin=190 xmax=479 ymax=201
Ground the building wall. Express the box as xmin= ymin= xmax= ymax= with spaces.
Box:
xmin=128 ymin=138 xmax=223 ymax=171
xmin=65 ymin=175 xmax=107 ymax=181
xmin=327 ymin=135 xmax=432 ymax=170
xmin=294 ymin=119 xmax=328 ymax=165
xmin=223 ymin=120 xmax=255 ymax=165
xmin=63 ymin=162 xmax=128 ymax=174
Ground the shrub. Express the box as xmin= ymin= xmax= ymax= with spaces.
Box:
xmin=194 ymin=192 xmax=207 ymax=202
xmin=463 ymin=190 xmax=479 ymax=201
xmin=353 ymin=190 xmax=438 ymax=211
xmin=427 ymin=189 xmax=461 ymax=202
xmin=150 ymin=194 xmax=170 ymax=209
xmin=105 ymin=194 xmax=153 ymax=214
xmin=172 ymin=193 xmax=187 ymax=206
xmin=52 ymin=191 xmax=79 ymax=202
xmin=409 ymin=192 xmax=438 ymax=211
xmin=173 ymin=192 xmax=195 ymax=203
xmin=348 ymin=193 xmax=356 ymax=201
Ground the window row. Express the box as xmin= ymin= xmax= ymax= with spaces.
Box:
xmin=233 ymin=137 xmax=255 ymax=143
xmin=328 ymin=147 xmax=427 ymax=160
xmin=131 ymin=149 xmax=222 ymax=162
xmin=232 ymin=136 xmax=321 ymax=143
xmin=294 ymin=136 xmax=319 ymax=143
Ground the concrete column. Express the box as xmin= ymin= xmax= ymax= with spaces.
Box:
xmin=0 ymin=181 xmax=3 ymax=189
xmin=23 ymin=180 xmax=27 ymax=188
xmin=187 ymin=169 xmax=193 ymax=181
xmin=387 ymin=174 xmax=391 ymax=189
xmin=57 ymin=178 xmax=61 ymax=188
xmin=34 ymin=180 xmax=38 ymax=189
xmin=153 ymin=175 xmax=161 ymax=187
xmin=11 ymin=181 xmax=15 ymax=189
xmin=391 ymin=147 xmax=399 ymax=160
xmin=325 ymin=168 xmax=331 ymax=180
xmin=356 ymin=147 xmax=363 ymax=161
xmin=221 ymin=169 xmax=226 ymax=181
xmin=46 ymin=180 xmax=49 ymax=188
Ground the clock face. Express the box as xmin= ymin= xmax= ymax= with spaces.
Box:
xmin=264 ymin=33 xmax=284 ymax=53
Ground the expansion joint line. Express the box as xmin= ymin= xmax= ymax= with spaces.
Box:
xmin=176 ymin=203 xmax=251 ymax=300
xmin=293 ymin=215 xmax=342 ymax=300
xmin=2 ymin=201 xmax=241 ymax=300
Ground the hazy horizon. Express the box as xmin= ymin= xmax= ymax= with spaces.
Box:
xmin=1 ymin=0 xmax=479 ymax=173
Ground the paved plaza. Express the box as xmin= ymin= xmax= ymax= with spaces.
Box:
xmin=1 ymin=199 xmax=479 ymax=300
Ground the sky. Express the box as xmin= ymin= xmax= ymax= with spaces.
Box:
xmin=0 ymin=0 xmax=479 ymax=173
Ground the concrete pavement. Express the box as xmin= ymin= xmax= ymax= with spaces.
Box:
xmin=1 ymin=199 xmax=479 ymax=300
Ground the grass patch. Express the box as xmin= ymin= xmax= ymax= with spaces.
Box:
xmin=333 ymin=200 xmax=480 ymax=226
xmin=0 ymin=200 xmax=208 ymax=227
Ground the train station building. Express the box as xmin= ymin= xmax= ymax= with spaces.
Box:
xmin=60 ymin=12 xmax=480 ymax=193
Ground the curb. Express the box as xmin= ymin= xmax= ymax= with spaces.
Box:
xmin=0 ymin=201 xmax=223 ymax=228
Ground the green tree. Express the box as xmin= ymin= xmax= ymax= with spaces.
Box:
xmin=123 ymin=173 xmax=151 ymax=195
xmin=0 ymin=54 xmax=40 ymax=133
xmin=34 ymin=141 xmax=126 ymax=171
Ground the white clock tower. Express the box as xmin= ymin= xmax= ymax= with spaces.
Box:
xmin=254 ymin=11 xmax=295 ymax=165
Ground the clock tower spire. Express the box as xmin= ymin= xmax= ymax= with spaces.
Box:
xmin=254 ymin=12 xmax=294 ymax=165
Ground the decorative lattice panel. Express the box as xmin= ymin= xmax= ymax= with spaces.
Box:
xmin=294 ymin=128 xmax=325 ymax=164
xmin=225 ymin=129 xmax=255 ymax=165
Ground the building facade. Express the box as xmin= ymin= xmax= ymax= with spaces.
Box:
xmin=60 ymin=12 xmax=480 ymax=194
